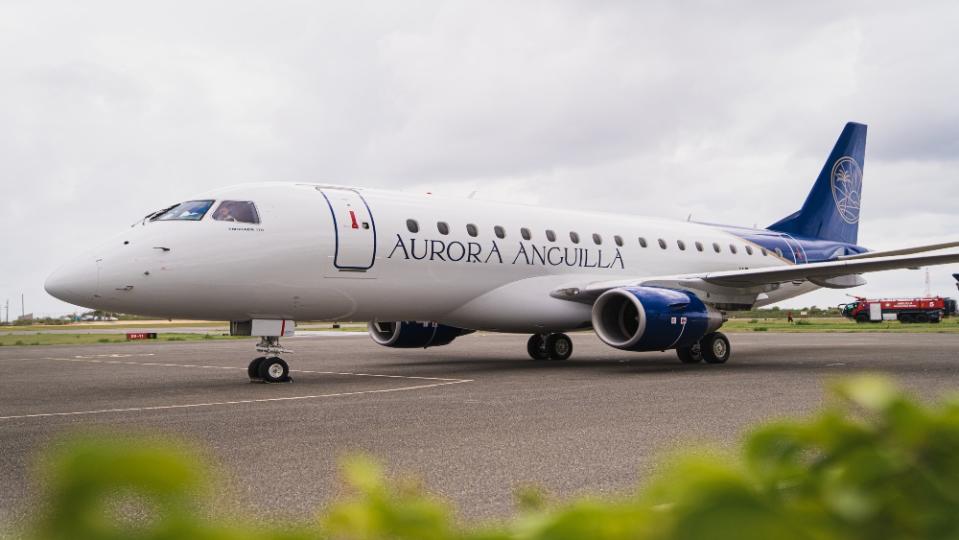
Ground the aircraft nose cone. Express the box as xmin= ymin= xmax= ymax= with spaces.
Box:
xmin=45 ymin=258 xmax=98 ymax=306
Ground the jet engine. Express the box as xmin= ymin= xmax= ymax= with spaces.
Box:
xmin=591 ymin=287 xmax=723 ymax=351
xmin=367 ymin=321 xmax=473 ymax=348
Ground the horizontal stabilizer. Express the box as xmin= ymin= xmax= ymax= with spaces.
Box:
xmin=838 ymin=240 xmax=959 ymax=260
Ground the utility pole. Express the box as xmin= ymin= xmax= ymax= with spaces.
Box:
xmin=924 ymin=268 xmax=932 ymax=298
xmin=21 ymin=293 xmax=25 ymax=319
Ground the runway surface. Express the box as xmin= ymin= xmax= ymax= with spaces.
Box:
xmin=2 ymin=332 xmax=959 ymax=527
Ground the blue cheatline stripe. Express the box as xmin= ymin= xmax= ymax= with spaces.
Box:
xmin=721 ymin=225 xmax=867 ymax=264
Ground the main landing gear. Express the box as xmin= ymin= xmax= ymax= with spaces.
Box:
xmin=676 ymin=332 xmax=730 ymax=365
xmin=249 ymin=336 xmax=293 ymax=383
xmin=527 ymin=333 xmax=573 ymax=361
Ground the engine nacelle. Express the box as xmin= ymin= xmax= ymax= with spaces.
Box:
xmin=591 ymin=287 xmax=723 ymax=351
xmin=368 ymin=321 xmax=472 ymax=348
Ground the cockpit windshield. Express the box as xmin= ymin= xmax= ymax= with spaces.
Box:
xmin=151 ymin=200 xmax=215 ymax=221
xmin=211 ymin=201 xmax=260 ymax=224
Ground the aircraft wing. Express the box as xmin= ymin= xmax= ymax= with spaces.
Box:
xmin=551 ymin=251 xmax=959 ymax=305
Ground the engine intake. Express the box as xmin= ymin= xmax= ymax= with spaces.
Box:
xmin=591 ymin=287 xmax=723 ymax=351
xmin=368 ymin=321 xmax=472 ymax=348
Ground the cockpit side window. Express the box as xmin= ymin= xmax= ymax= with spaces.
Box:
xmin=212 ymin=201 xmax=260 ymax=224
xmin=152 ymin=200 xmax=214 ymax=221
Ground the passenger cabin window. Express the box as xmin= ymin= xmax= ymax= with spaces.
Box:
xmin=761 ymin=248 xmax=768 ymax=256
xmin=695 ymin=241 xmax=704 ymax=252
xmin=713 ymin=242 xmax=721 ymax=253
xmin=437 ymin=221 xmax=450 ymax=235
xmin=745 ymin=245 xmax=754 ymax=255
xmin=677 ymin=240 xmax=686 ymax=251
xmin=775 ymin=247 xmax=783 ymax=258
xmin=212 ymin=201 xmax=260 ymax=223
xmin=658 ymin=238 xmax=667 ymax=249
xmin=592 ymin=233 xmax=602 ymax=245
xmin=521 ymin=228 xmax=532 ymax=240
xmin=546 ymin=230 xmax=556 ymax=242
xmin=494 ymin=225 xmax=506 ymax=239
xmin=639 ymin=237 xmax=648 ymax=248
xmin=406 ymin=219 xmax=419 ymax=233
xmin=729 ymin=244 xmax=738 ymax=254
xmin=153 ymin=200 xmax=214 ymax=221
xmin=570 ymin=232 xmax=580 ymax=244
xmin=467 ymin=223 xmax=478 ymax=237
xmin=614 ymin=235 xmax=623 ymax=247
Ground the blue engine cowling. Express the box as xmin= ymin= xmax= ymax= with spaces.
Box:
xmin=367 ymin=321 xmax=473 ymax=348
xmin=591 ymin=287 xmax=723 ymax=351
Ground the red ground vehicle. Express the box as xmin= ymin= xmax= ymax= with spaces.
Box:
xmin=840 ymin=296 xmax=959 ymax=323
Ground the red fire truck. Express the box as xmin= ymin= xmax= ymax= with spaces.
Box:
xmin=840 ymin=296 xmax=958 ymax=323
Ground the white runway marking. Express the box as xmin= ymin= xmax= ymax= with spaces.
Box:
xmin=0 ymin=354 xmax=473 ymax=421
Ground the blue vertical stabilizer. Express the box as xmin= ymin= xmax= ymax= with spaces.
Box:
xmin=768 ymin=122 xmax=867 ymax=244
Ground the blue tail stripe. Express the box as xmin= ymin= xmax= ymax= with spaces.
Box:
xmin=768 ymin=122 xmax=867 ymax=245
xmin=722 ymin=225 xmax=866 ymax=264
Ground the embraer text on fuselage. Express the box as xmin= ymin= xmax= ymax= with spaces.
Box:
xmin=386 ymin=234 xmax=626 ymax=269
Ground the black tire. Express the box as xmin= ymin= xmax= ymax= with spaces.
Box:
xmin=248 ymin=357 xmax=266 ymax=379
xmin=258 ymin=357 xmax=290 ymax=383
xmin=527 ymin=334 xmax=550 ymax=361
xmin=916 ymin=313 xmax=930 ymax=323
xmin=701 ymin=332 xmax=730 ymax=364
xmin=676 ymin=342 xmax=703 ymax=364
xmin=546 ymin=333 xmax=573 ymax=361
xmin=855 ymin=313 xmax=869 ymax=323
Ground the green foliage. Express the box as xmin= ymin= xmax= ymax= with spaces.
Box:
xmin=753 ymin=327 xmax=768 ymax=332
xmin=18 ymin=377 xmax=959 ymax=540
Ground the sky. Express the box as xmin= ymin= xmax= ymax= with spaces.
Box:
xmin=1 ymin=1 xmax=958 ymax=319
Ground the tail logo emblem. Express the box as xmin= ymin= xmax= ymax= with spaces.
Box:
xmin=830 ymin=156 xmax=862 ymax=224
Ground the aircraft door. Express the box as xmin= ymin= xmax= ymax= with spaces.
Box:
xmin=320 ymin=188 xmax=376 ymax=271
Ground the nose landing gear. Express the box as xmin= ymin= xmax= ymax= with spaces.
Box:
xmin=249 ymin=336 xmax=293 ymax=383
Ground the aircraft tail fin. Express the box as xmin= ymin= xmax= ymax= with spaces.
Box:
xmin=768 ymin=122 xmax=867 ymax=244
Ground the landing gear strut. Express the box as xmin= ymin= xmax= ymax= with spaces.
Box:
xmin=675 ymin=332 xmax=730 ymax=364
xmin=249 ymin=336 xmax=293 ymax=383
xmin=527 ymin=333 xmax=573 ymax=361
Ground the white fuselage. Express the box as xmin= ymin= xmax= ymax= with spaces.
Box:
xmin=46 ymin=183 xmax=815 ymax=333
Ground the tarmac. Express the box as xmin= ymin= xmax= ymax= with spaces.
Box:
xmin=2 ymin=331 xmax=959 ymax=527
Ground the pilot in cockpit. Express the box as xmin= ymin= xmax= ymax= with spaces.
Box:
xmin=212 ymin=204 xmax=236 ymax=222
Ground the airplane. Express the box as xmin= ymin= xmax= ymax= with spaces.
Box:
xmin=45 ymin=122 xmax=959 ymax=383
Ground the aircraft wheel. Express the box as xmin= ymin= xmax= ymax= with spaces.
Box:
xmin=258 ymin=357 xmax=291 ymax=383
xmin=676 ymin=342 xmax=703 ymax=364
xmin=248 ymin=357 xmax=266 ymax=380
xmin=701 ymin=332 xmax=730 ymax=364
xmin=546 ymin=333 xmax=573 ymax=360
xmin=527 ymin=335 xmax=550 ymax=361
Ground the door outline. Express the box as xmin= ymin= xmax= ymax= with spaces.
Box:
xmin=319 ymin=188 xmax=377 ymax=271
xmin=779 ymin=232 xmax=807 ymax=264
